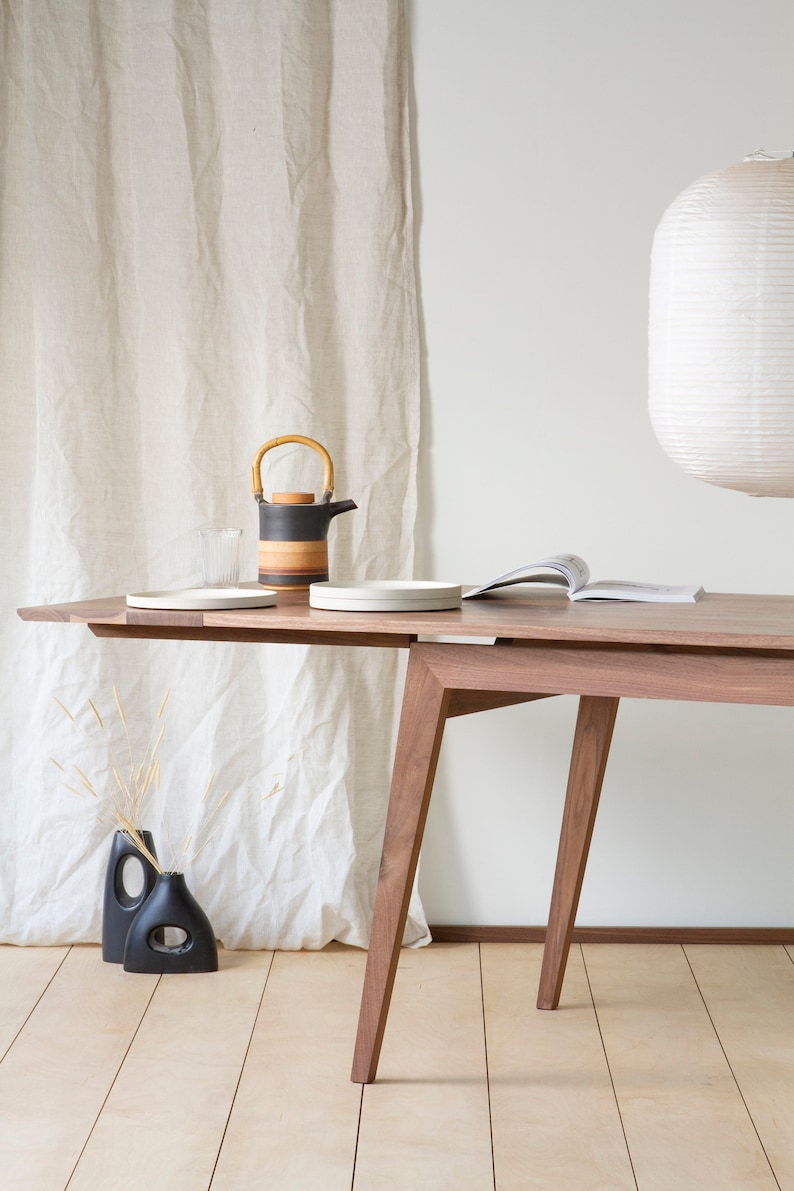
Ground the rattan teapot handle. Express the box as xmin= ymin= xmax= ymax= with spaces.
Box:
xmin=251 ymin=435 xmax=335 ymax=503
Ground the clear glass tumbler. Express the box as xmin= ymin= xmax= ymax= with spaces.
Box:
xmin=198 ymin=528 xmax=242 ymax=588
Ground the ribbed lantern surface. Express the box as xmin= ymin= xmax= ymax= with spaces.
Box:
xmin=649 ymin=155 xmax=794 ymax=496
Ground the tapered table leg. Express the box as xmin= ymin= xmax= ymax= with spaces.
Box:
xmin=351 ymin=646 xmax=451 ymax=1084
xmin=537 ymin=695 xmax=619 ymax=1009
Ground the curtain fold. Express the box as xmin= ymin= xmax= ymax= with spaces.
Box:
xmin=0 ymin=0 xmax=426 ymax=950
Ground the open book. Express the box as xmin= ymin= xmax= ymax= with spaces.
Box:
xmin=462 ymin=553 xmax=704 ymax=603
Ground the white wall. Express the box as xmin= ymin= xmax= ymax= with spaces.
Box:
xmin=409 ymin=0 xmax=794 ymax=927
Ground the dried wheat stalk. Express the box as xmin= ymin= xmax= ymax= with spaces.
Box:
xmin=51 ymin=689 xmax=284 ymax=872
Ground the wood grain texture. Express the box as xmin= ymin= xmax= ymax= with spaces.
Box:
xmin=0 ymin=947 xmax=157 ymax=1191
xmin=68 ymin=950 xmax=272 ymax=1191
xmin=350 ymin=648 xmax=451 ymax=1083
xmin=125 ymin=607 xmax=204 ymax=627
xmin=418 ymin=639 xmax=794 ymax=706
xmin=446 ymin=689 xmax=557 ymax=717
xmin=584 ymin=944 xmax=780 ymax=1190
xmin=211 ymin=945 xmax=364 ymax=1191
xmin=482 ymin=942 xmax=635 ymax=1191
xmin=537 ymin=696 xmax=620 ymax=1010
xmin=430 ymin=924 xmax=794 ymax=944
xmin=355 ymin=943 xmax=494 ymax=1190
xmin=0 ymin=943 xmax=791 ymax=1186
xmin=17 ymin=596 xmax=128 ymax=623
xmin=19 ymin=589 xmax=794 ymax=651
xmin=0 ymin=947 xmax=68 ymax=1060
xmin=685 ymin=944 xmax=794 ymax=1189
xmin=88 ymin=623 xmax=416 ymax=649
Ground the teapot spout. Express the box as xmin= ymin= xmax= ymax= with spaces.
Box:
xmin=327 ymin=498 xmax=357 ymax=519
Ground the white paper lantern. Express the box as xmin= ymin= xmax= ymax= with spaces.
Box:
xmin=649 ymin=151 xmax=794 ymax=496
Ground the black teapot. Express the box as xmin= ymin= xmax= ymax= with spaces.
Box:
xmin=251 ymin=435 xmax=356 ymax=589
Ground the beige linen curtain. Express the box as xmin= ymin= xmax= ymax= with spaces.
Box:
xmin=0 ymin=0 xmax=427 ymax=949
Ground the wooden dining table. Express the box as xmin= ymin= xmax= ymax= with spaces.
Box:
xmin=18 ymin=586 xmax=794 ymax=1082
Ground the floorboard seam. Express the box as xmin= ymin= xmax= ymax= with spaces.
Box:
xmin=63 ymin=971 xmax=163 ymax=1191
xmin=207 ymin=950 xmax=277 ymax=1191
xmin=477 ymin=944 xmax=497 ymax=1191
xmin=580 ymin=943 xmax=639 ymax=1191
xmin=0 ymin=945 xmax=73 ymax=1065
xmin=681 ymin=944 xmax=782 ymax=1191
xmin=348 ymin=1084 xmax=365 ymax=1191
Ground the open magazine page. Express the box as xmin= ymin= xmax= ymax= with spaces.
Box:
xmin=463 ymin=554 xmax=703 ymax=603
xmin=570 ymin=580 xmax=703 ymax=602
xmin=462 ymin=554 xmax=590 ymax=600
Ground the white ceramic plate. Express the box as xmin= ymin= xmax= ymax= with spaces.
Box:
xmin=309 ymin=580 xmax=462 ymax=612
xmin=126 ymin=587 xmax=278 ymax=610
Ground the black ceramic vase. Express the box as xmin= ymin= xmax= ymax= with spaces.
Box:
xmin=102 ymin=829 xmax=160 ymax=964
xmin=122 ymin=871 xmax=219 ymax=974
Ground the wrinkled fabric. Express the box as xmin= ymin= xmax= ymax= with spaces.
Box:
xmin=0 ymin=0 xmax=427 ymax=949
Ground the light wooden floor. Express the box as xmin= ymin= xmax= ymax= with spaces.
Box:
xmin=0 ymin=941 xmax=792 ymax=1190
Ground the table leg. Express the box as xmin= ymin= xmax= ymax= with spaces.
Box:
xmin=351 ymin=645 xmax=451 ymax=1084
xmin=537 ymin=694 xmax=619 ymax=1009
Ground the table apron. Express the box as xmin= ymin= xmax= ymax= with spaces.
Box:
xmin=412 ymin=640 xmax=794 ymax=707
xmin=88 ymin=624 xmax=417 ymax=649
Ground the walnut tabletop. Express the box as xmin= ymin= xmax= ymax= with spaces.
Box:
xmin=18 ymin=586 xmax=794 ymax=1083
xmin=18 ymin=588 xmax=794 ymax=652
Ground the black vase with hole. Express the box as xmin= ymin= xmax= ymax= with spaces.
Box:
xmin=102 ymin=829 xmax=160 ymax=964
xmin=122 ymin=871 xmax=218 ymax=974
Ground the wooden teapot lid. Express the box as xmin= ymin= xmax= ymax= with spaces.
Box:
xmin=271 ymin=492 xmax=315 ymax=504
